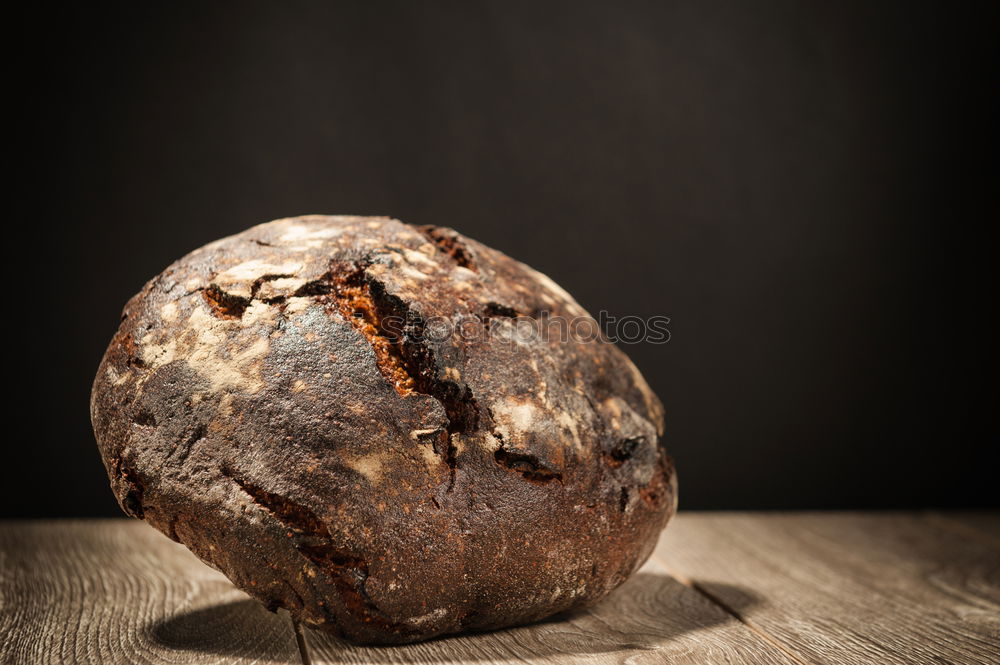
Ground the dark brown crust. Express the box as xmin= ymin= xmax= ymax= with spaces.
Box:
xmin=90 ymin=215 xmax=676 ymax=644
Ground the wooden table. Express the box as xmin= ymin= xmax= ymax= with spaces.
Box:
xmin=2 ymin=512 xmax=997 ymax=664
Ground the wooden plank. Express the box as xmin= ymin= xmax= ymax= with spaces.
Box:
xmin=926 ymin=511 xmax=1000 ymax=548
xmin=302 ymin=557 xmax=800 ymax=665
xmin=0 ymin=519 xmax=301 ymax=665
xmin=8 ymin=514 xmax=995 ymax=664
xmin=655 ymin=512 xmax=1000 ymax=665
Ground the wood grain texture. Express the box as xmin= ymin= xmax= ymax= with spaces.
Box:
xmin=0 ymin=519 xmax=300 ymax=665
xmin=301 ymin=556 xmax=798 ymax=665
xmin=927 ymin=511 xmax=1000 ymax=548
xmin=5 ymin=515 xmax=999 ymax=665
xmin=655 ymin=512 xmax=1000 ymax=665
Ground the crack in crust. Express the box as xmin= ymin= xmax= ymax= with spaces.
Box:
xmin=192 ymin=249 xmax=490 ymax=489
xmin=295 ymin=261 xmax=483 ymax=487
xmin=317 ymin=263 xmax=417 ymax=395
xmin=492 ymin=447 xmax=563 ymax=484
xmin=202 ymin=285 xmax=250 ymax=319
xmin=120 ymin=332 xmax=147 ymax=368
xmin=604 ymin=436 xmax=644 ymax=469
xmin=202 ymin=273 xmax=296 ymax=319
xmin=169 ymin=423 xmax=207 ymax=465
xmin=415 ymin=225 xmax=477 ymax=271
xmin=220 ymin=467 xmax=414 ymax=636
xmin=113 ymin=457 xmax=146 ymax=518
xmin=491 ymin=426 xmax=563 ymax=485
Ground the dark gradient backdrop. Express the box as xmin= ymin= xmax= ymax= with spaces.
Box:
xmin=9 ymin=1 xmax=995 ymax=517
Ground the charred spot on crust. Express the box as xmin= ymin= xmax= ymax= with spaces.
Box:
xmin=294 ymin=277 xmax=333 ymax=297
xmin=294 ymin=542 xmax=407 ymax=633
xmin=493 ymin=447 xmax=562 ymax=484
xmin=415 ymin=225 xmax=476 ymax=271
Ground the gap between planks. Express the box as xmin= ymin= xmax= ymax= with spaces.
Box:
xmin=649 ymin=552 xmax=814 ymax=665
xmin=652 ymin=511 xmax=1000 ymax=665
xmin=655 ymin=512 xmax=1000 ymax=665
xmin=292 ymin=618 xmax=313 ymax=665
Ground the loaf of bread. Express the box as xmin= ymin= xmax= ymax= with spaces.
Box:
xmin=91 ymin=215 xmax=676 ymax=644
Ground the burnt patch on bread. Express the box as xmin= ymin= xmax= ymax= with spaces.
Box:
xmin=295 ymin=543 xmax=412 ymax=635
xmin=415 ymin=225 xmax=476 ymax=271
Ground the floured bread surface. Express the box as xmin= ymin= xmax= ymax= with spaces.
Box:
xmin=91 ymin=215 xmax=676 ymax=645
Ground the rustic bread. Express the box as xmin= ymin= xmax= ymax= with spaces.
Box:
xmin=91 ymin=215 xmax=676 ymax=644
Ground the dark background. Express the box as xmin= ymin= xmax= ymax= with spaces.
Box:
xmin=9 ymin=1 xmax=995 ymax=517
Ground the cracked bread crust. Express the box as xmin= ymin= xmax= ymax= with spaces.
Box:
xmin=90 ymin=215 xmax=676 ymax=644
